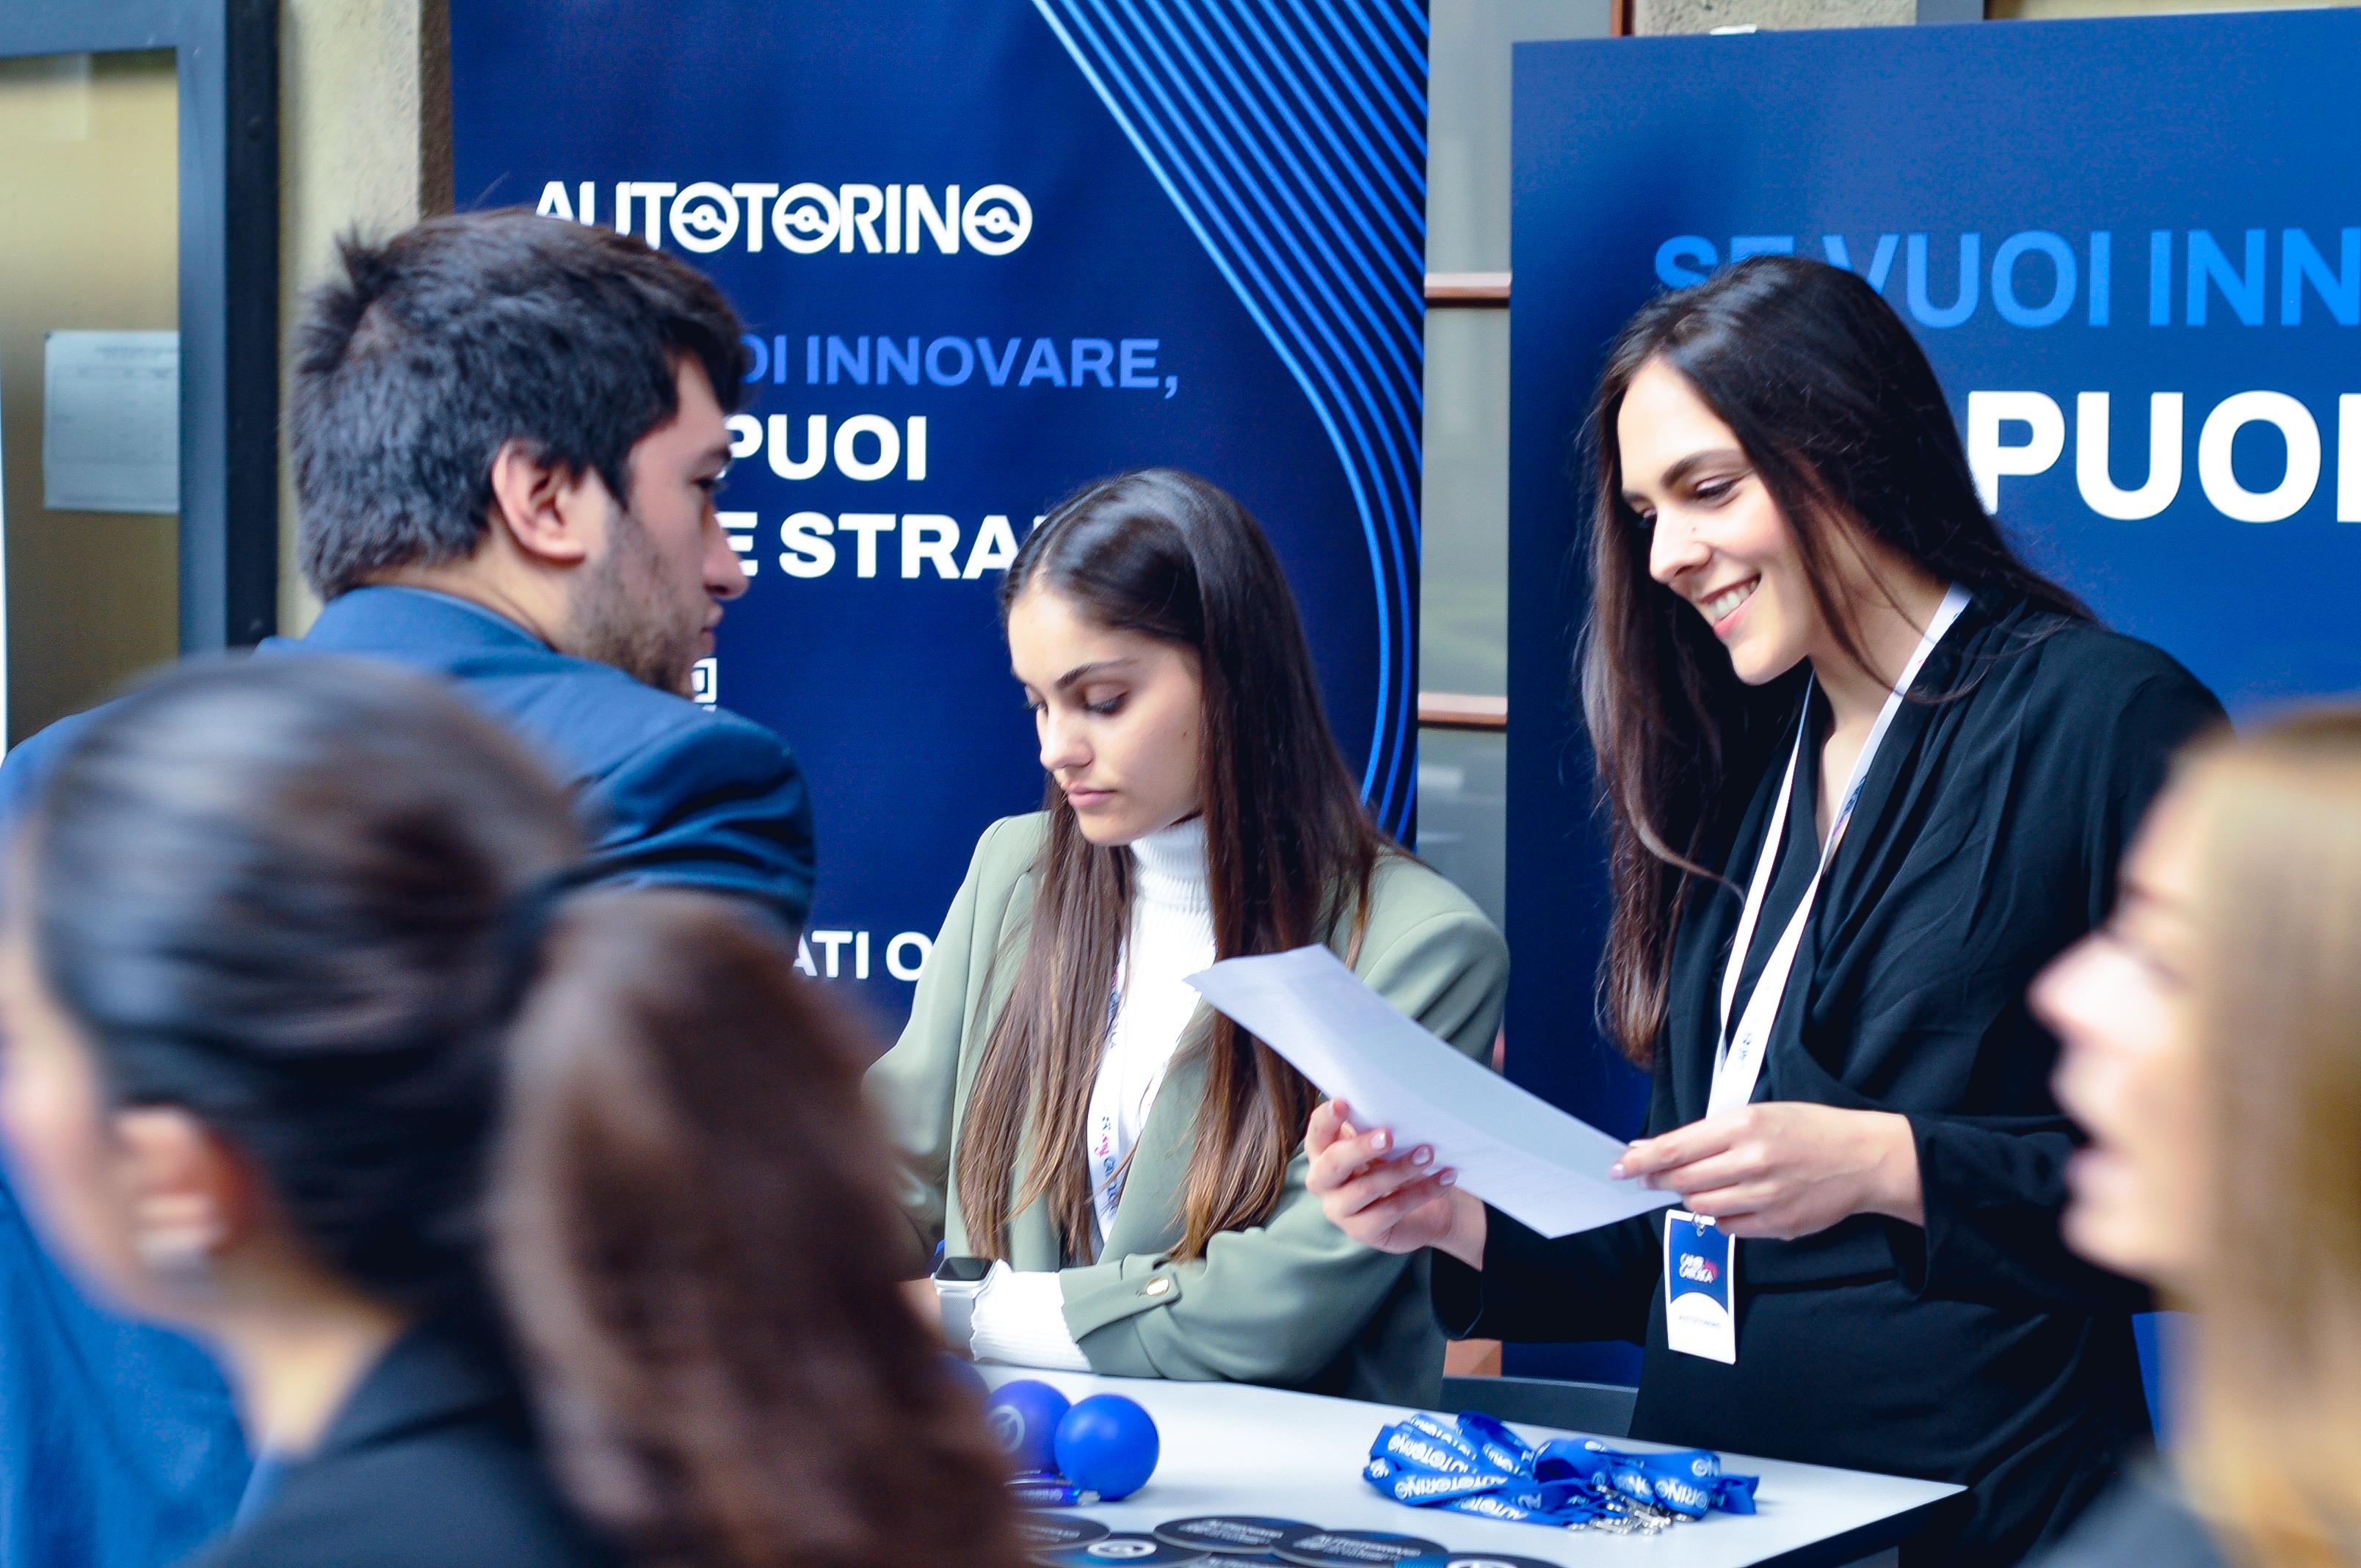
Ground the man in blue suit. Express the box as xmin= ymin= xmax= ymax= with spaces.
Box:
xmin=0 ymin=211 xmax=816 ymax=1568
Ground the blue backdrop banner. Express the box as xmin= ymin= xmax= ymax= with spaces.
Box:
xmin=451 ymin=0 xmax=1427 ymax=1021
xmin=1507 ymin=10 xmax=2361 ymax=1144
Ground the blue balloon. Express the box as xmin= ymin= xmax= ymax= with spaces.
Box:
xmin=1054 ymin=1393 xmax=1159 ymax=1500
xmin=984 ymin=1379 xmax=1070 ymax=1473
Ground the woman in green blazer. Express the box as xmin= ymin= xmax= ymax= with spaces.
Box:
xmin=868 ymin=469 xmax=1507 ymax=1407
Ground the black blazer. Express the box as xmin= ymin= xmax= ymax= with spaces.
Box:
xmin=1440 ymin=592 xmax=2226 ymax=1568
xmin=190 ymin=1325 xmax=613 ymax=1568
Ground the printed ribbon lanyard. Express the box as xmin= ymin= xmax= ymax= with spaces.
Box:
xmin=1665 ymin=583 xmax=1970 ymax=1364
xmin=1360 ymin=1411 xmax=1760 ymax=1532
xmin=1091 ymin=982 xmax=1126 ymax=1245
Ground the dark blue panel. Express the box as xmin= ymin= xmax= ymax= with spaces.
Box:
xmin=451 ymin=0 xmax=1424 ymax=1021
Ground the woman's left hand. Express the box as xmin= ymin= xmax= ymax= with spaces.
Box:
xmin=1611 ymin=1103 xmax=1923 ymax=1240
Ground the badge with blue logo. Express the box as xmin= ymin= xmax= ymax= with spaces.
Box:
xmin=1664 ymin=1210 xmax=1736 ymax=1364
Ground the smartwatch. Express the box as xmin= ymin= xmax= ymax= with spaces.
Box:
xmin=932 ymin=1255 xmax=997 ymax=1356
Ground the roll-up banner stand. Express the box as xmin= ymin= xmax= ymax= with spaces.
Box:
xmin=1509 ymin=10 xmax=2361 ymax=1139
xmin=451 ymin=1 xmax=1427 ymax=1022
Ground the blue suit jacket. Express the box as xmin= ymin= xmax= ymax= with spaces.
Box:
xmin=0 ymin=586 xmax=816 ymax=1568
xmin=1 ymin=585 xmax=817 ymax=923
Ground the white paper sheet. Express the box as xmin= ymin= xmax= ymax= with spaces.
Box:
xmin=1187 ymin=945 xmax=1675 ymax=1239
xmin=44 ymin=330 xmax=179 ymax=514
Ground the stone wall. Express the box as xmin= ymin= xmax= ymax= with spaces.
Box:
xmin=275 ymin=0 xmax=451 ymax=634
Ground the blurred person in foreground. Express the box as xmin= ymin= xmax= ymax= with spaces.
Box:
xmin=0 ymin=208 xmax=816 ymax=1568
xmin=2032 ymin=708 xmax=2361 ymax=1568
xmin=0 ymin=658 xmax=1017 ymax=1568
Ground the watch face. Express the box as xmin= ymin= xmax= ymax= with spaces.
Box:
xmin=936 ymin=1255 xmax=995 ymax=1283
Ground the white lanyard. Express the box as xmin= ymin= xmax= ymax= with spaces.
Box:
xmin=1708 ymin=584 xmax=1970 ymax=1117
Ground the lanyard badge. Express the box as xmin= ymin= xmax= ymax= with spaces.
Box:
xmin=1668 ymin=584 xmax=1969 ymax=1365
xmin=1663 ymin=1211 xmax=1737 ymax=1363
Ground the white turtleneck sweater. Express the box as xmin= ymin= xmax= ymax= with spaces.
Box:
xmin=966 ymin=817 xmax=1216 ymax=1371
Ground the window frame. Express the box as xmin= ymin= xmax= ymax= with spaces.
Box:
xmin=0 ymin=0 xmax=280 ymax=650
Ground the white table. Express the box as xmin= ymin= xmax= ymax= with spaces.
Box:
xmin=981 ymin=1368 xmax=1962 ymax=1568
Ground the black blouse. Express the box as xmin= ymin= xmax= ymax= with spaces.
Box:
xmin=1439 ymin=592 xmax=2225 ymax=1568
xmin=191 ymin=1323 xmax=613 ymax=1568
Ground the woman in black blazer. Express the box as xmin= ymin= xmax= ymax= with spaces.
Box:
xmin=206 ymin=1325 xmax=612 ymax=1568
xmin=0 ymin=658 xmax=1025 ymax=1568
xmin=1309 ymin=257 xmax=2224 ymax=1567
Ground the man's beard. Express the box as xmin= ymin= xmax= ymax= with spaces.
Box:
xmin=567 ymin=511 xmax=704 ymax=696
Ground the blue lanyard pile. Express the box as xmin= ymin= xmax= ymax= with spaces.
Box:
xmin=1009 ymin=1472 xmax=1095 ymax=1506
xmin=1362 ymin=1412 xmax=1758 ymax=1533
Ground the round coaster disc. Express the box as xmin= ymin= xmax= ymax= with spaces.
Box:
xmin=1273 ymin=1530 xmax=1447 ymax=1568
xmin=1153 ymin=1518 xmax=1319 ymax=1556
xmin=1039 ymin=1533 xmax=1214 ymax=1568
xmin=1020 ymin=1514 xmax=1113 ymax=1553
xmin=1396 ymin=1556 xmax=1568 ymax=1568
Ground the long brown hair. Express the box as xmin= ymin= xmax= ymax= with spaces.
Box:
xmin=1581 ymin=255 xmax=2089 ymax=1064
xmin=27 ymin=658 xmax=1026 ymax=1568
xmin=495 ymin=896 xmax=1020 ymax=1568
xmin=954 ymin=468 xmax=1391 ymax=1261
xmin=2175 ymin=710 xmax=2361 ymax=1568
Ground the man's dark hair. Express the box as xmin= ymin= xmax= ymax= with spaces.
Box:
xmin=291 ymin=208 xmax=752 ymax=600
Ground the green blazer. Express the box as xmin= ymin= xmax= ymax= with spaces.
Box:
xmin=867 ymin=812 xmax=1509 ymax=1407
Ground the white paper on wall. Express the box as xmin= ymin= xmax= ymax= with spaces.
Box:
xmin=44 ymin=330 xmax=178 ymax=514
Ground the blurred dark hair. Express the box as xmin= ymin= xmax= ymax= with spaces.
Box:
xmin=494 ymin=894 xmax=1023 ymax=1568
xmin=1581 ymin=255 xmax=2090 ymax=1063
xmin=955 ymin=468 xmax=1393 ymax=1261
xmin=32 ymin=658 xmax=577 ymax=1302
xmin=26 ymin=657 xmax=1024 ymax=1568
xmin=291 ymin=208 xmax=752 ymax=600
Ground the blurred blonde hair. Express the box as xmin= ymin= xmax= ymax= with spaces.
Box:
xmin=2179 ymin=708 xmax=2361 ymax=1568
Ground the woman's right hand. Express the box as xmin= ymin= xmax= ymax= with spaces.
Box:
xmin=1305 ymin=1100 xmax=1487 ymax=1269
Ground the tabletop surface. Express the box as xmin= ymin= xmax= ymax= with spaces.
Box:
xmin=980 ymin=1368 xmax=1962 ymax=1568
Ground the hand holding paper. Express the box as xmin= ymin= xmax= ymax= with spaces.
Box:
xmin=1186 ymin=945 xmax=1675 ymax=1239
